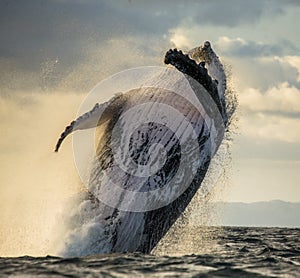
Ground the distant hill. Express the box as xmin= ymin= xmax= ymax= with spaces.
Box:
xmin=215 ymin=200 xmax=300 ymax=228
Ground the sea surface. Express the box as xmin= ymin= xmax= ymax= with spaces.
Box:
xmin=1 ymin=226 xmax=299 ymax=277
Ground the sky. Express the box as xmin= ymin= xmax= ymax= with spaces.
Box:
xmin=1 ymin=0 xmax=300 ymax=205
xmin=1 ymin=0 xmax=300 ymax=256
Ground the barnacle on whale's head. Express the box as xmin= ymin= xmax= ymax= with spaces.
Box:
xmin=164 ymin=41 xmax=212 ymax=68
xmin=189 ymin=41 xmax=212 ymax=64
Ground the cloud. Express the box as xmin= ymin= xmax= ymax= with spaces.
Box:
xmin=240 ymin=112 xmax=300 ymax=143
xmin=240 ymin=82 xmax=300 ymax=114
xmin=215 ymin=36 xmax=298 ymax=57
xmin=0 ymin=33 xmax=169 ymax=94
xmin=0 ymin=0 xmax=299 ymax=96
xmin=169 ymin=31 xmax=192 ymax=49
xmin=274 ymin=56 xmax=300 ymax=82
xmin=255 ymin=55 xmax=300 ymax=89
xmin=1 ymin=0 xmax=299 ymax=73
xmin=237 ymin=82 xmax=300 ymax=143
xmin=0 ymin=1 xmax=177 ymax=93
xmin=223 ymin=53 xmax=300 ymax=93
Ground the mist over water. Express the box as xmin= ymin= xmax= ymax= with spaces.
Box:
xmin=0 ymin=38 xmax=142 ymax=256
xmin=0 ymin=74 xmax=233 ymax=258
xmin=0 ymin=92 xmax=81 ymax=256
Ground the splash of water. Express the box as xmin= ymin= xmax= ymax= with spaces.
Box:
xmin=56 ymin=42 xmax=237 ymax=257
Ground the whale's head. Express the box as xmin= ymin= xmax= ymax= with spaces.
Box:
xmin=164 ymin=41 xmax=227 ymax=124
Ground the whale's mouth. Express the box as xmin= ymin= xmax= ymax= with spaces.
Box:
xmin=164 ymin=48 xmax=212 ymax=94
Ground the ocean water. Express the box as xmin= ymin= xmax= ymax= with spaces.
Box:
xmin=1 ymin=226 xmax=299 ymax=277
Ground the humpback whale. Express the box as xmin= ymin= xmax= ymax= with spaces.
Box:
xmin=55 ymin=41 xmax=232 ymax=256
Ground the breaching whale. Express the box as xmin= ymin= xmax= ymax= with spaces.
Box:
xmin=55 ymin=41 xmax=232 ymax=256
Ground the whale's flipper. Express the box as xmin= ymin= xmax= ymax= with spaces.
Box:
xmin=55 ymin=94 xmax=123 ymax=152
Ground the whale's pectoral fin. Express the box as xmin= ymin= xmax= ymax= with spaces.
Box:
xmin=55 ymin=92 xmax=126 ymax=152
xmin=55 ymin=121 xmax=75 ymax=152
xmin=54 ymin=100 xmax=112 ymax=152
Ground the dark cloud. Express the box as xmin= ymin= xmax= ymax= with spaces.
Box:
xmin=0 ymin=0 xmax=172 ymax=91
xmin=0 ymin=1 xmax=129 ymax=69
xmin=1 ymin=0 xmax=297 ymax=66
xmin=0 ymin=0 xmax=299 ymax=92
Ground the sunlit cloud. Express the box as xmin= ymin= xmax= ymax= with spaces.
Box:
xmin=240 ymin=82 xmax=300 ymax=113
xmin=240 ymin=112 xmax=300 ymax=143
xmin=169 ymin=29 xmax=193 ymax=49
xmin=238 ymin=82 xmax=300 ymax=143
